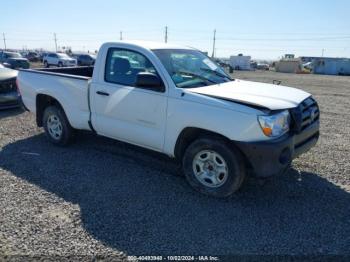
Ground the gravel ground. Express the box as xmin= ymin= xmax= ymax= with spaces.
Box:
xmin=0 ymin=70 xmax=349 ymax=260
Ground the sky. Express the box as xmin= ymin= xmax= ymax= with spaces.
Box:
xmin=1 ymin=0 xmax=349 ymax=60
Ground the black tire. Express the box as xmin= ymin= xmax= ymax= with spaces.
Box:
xmin=43 ymin=105 xmax=74 ymax=146
xmin=183 ymin=137 xmax=246 ymax=198
xmin=44 ymin=61 xmax=49 ymax=68
xmin=58 ymin=62 xmax=63 ymax=67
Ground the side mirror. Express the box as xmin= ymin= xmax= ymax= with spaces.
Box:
xmin=136 ymin=72 xmax=164 ymax=91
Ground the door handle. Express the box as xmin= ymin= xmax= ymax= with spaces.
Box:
xmin=96 ymin=91 xmax=110 ymax=96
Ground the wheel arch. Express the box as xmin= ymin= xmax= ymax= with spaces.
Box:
xmin=174 ymin=127 xmax=253 ymax=171
xmin=174 ymin=127 xmax=229 ymax=158
xmin=36 ymin=94 xmax=68 ymax=127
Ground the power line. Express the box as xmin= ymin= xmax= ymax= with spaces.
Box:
xmin=1 ymin=27 xmax=349 ymax=58
xmin=217 ymin=36 xmax=350 ymax=41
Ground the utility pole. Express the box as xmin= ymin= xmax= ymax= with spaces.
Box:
xmin=120 ymin=31 xmax=123 ymax=40
xmin=322 ymin=48 xmax=325 ymax=57
xmin=165 ymin=26 xmax=168 ymax=43
xmin=54 ymin=33 xmax=58 ymax=52
xmin=3 ymin=33 xmax=6 ymax=50
xmin=211 ymin=29 xmax=216 ymax=58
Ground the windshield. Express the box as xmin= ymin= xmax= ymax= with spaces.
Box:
xmin=57 ymin=53 xmax=70 ymax=58
xmin=7 ymin=52 xmax=22 ymax=58
xmin=152 ymin=49 xmax=232 ymax=88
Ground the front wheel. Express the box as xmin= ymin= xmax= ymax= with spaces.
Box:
xmin=183 ymin=138 xmax=246 ymax=198
xmin=43 ymin=105 xmax=74 ymax=146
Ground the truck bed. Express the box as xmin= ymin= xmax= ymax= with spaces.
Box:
xmin=24 ymin=66 xmax=94 ymax=79
xmin=18 ymin=66 xmax=93 ymax=131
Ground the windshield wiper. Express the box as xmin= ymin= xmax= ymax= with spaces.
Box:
xmin=200 ymin=67 xmax=233 ymax=81
xmin=176 ymin=71 xmax=217 ymax=84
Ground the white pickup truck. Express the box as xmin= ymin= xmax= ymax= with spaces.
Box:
xmin=17 ymin=41 xmax=320 ymax=197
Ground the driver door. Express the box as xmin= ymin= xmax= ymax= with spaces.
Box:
xmin=91 ymin=48 xmax=168 ymax=151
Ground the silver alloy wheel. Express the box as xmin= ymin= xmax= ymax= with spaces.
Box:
xmin=192 ymin=150 xmax=228 ymax=188
xmin=47 ymin=114 xmax=63 ymax=140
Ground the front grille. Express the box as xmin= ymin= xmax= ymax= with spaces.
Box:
xmin=290 ymin=97 xmax=319 ymax=133
xmin=0 ymin=79 xmax=17 ymax=94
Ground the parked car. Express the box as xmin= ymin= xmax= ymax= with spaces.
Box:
xmin=0 ymin=51 xmax=30 ymax=69
xmin=0 ymin=67 xmax=20 ymax=109
xmin=39 ymin=52 xmax=49 ymax=62
xmin=72 ymin=53 xmax=96 ymax=66
xmin=43 ymin=53 xmax=77 ymax=67
xmin=257 ymin=63 xmax=270 ymax=70
xmin=25 ymin=52 xmax=40 ymax=62
xmin=17 ymin=41 xmax=319 ymax=197
xmin=250 ymin=61 xmax=258 ymax=69
xmin=303 ymin=62 xmax=313 ymax=71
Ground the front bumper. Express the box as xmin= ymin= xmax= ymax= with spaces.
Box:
xmin=235 ymin=120 xmax=319 ymax=177
xmin=0 ymin=91 xmax=21 ymax=110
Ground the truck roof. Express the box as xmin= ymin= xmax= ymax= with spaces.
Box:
xmin=103 ymin=40 xmax=195 ymax=51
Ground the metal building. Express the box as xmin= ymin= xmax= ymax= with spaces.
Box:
xmin=275 ymin=56 xmax=302 ymax=73
xmin=311 ymin=57 xmax=350 ymax=76
xmin=229 ymin=54 xmax=251 ymax=70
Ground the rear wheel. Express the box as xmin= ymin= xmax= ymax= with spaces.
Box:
xmin=58 ymin=62 xmax=63 ymax=67
xmin=43 ymin=106 xmax=74 ymax=146
xmin=183 ymin=137 xmax=246 ymax=198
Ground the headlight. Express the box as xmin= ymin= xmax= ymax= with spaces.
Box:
xmin=258 ymin=110 xmax=290 ymax=137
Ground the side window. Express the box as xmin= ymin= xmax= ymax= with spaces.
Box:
xmin=105 ymin=48 xmax=158 ymax=88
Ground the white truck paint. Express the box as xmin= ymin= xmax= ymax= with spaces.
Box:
xmin=17 ymin=41 xmax=320 ymax=197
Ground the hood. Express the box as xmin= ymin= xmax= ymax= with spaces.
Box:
xmin=0 ymin=68 xmax=18 ymax=81
xmin=186 ymin=79 xmax=310 ymax=110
